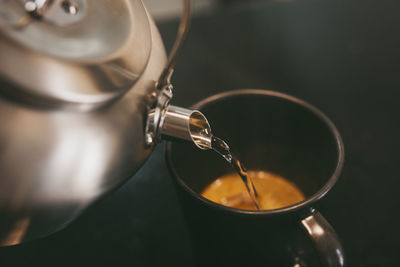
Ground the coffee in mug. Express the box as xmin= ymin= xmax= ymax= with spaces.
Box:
xmin=201 ymin=170 xmax=305 ymax=210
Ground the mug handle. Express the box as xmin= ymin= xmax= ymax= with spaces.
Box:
xmin=300 ymin=208 xmax=345 ymax=267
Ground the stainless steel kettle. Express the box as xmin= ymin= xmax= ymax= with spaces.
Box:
xmin=0 ymin=0 xmax=213 ymax=246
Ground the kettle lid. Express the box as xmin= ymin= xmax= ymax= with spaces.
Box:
xmin=0 ymin=0 xmax=152 ymax=108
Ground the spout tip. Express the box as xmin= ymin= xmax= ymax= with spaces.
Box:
xmin=157 ymin=105 xmax=212 ymax=149
xmin=189 ymin=111 xmax=212 ymax=150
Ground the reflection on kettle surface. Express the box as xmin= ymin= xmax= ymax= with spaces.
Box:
xmin=0 ymin=217 xmax=31 ymax=246
xmin=0 ymin=0 xmax=203 ymax=246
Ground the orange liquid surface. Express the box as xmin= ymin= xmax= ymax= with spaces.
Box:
xmin=201 ymin=171 xmax=306 ymax=210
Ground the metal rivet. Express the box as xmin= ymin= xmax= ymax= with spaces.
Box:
xmin=24 ymin=1 xmax=37 ymax=12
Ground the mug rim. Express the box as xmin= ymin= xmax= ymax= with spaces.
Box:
xmin=166 ymin=89 xmax=345 ymax=215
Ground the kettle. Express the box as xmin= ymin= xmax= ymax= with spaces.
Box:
xmin=0 ymin=0 xmax=212 ymax=246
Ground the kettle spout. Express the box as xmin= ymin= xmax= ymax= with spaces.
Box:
xmin=162 ymin=106 xmax=212 ymax=149
xmin=146 ymin=105 xmax=212 ymax=149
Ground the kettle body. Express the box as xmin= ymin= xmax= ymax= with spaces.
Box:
xmin=0 ymin=0 xmax=167 ymax=246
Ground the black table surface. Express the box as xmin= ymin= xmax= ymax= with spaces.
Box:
xmin=1 ymin=1 xmax=399 ymax=266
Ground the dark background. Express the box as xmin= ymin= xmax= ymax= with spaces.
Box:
xmin=1 ymin=0 xmax=399 ymax=266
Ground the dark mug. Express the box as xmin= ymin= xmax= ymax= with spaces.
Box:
xmin=166 ymin=89 xmax=345 ymax=267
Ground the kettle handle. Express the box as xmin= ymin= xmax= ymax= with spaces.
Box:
xmin=157 ymin=0 xmax=192 ymax=89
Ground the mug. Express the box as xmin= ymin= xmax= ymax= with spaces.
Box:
xmin=166 ymin=89 xmax=345 ymax=267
